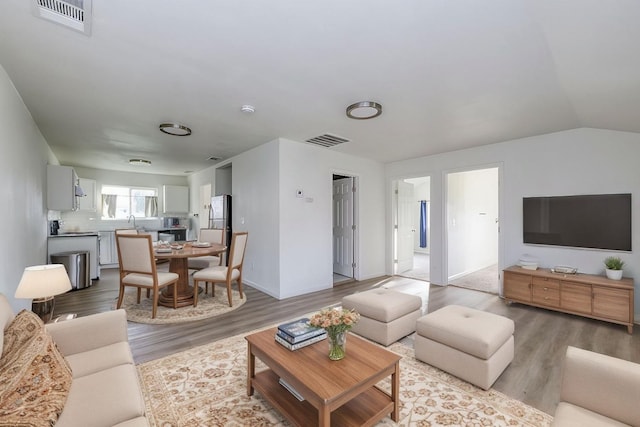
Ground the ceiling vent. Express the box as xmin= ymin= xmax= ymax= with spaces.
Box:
xmin=33 ymin=0 xmax=92 ymax=36
xmin=305 ymin=133 xmax=350 ymax=148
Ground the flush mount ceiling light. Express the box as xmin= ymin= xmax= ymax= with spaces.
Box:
xmin=129 ymin=158 xmax=152 ymax=166
xmin=159 ymin=123 xmax=192 ymax=136
xmin=240 ymin=104 xmax=255 ymax=114
xmin=346 ymin=101 xmax=382 ymax=120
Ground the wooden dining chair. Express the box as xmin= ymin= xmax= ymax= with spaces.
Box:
xmin=193 ymin=232 xmax=248 ymax=307
xmin=115 ymin=233 xmax=178 ymax=318
xmin=188 ymin=228 xmax=225 ymax=272
xmin=115 ymin=228 xmax=139 ymax=235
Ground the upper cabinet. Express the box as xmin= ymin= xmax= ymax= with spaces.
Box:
xmin=47 ymin=165 xmax=81 ymax=211
xmin=78 ymin=178 xmax=97 ymax=211
xmin=163 ymin=185 xmax=189 ymax=213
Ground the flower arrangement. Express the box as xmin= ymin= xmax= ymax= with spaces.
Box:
xmin=309 ymin=307 xmax=360 ymax=335
xmin=309 ymin=307 xmax=360 ymax=360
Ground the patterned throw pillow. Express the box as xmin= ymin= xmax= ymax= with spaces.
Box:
xmin=0 ymin=310 xmax=73 ymax=427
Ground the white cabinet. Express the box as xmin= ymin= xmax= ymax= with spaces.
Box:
xmin=163 ymin=185 xmax=189 ymax=213
xmin=78 ymin=178 xmax=97 ymax=211
xmin=47 ymin=165 xmax=80 ymax=211
xmin=99 ymin=232 xmax=117 ymax=265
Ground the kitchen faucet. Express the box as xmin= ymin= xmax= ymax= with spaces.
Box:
xmin=127 ymin=215 xmax=136 ymax=228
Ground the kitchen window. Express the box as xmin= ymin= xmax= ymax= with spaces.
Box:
xmin=101 ymin=185 xmax=158 ymax=219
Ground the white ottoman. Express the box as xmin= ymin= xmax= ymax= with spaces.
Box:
xmin=415 ymin=305 xmax=514 ymax=390
xmin=342 ymin=289 xmax=423 ymax=346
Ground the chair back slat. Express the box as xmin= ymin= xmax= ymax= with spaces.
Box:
xmin=229 ymin=232 xmax=248 ymax=270
xmin=199 ymin=228 xmax=224 ymax=244
xmin=116 ymin=234 xmax=155 ymax=274
xmin=115 ymin=228 xmax=138 ymax=235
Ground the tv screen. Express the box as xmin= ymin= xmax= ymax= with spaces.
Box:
xmin=523 ymin=194 xmax=631 ymax=251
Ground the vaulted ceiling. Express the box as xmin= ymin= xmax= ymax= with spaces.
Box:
xmin=1 ymin=0 xmax=639 ymax=175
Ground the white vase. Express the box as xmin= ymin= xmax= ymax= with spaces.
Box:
xmin=605 ymin=269 xmax=623 ymax=280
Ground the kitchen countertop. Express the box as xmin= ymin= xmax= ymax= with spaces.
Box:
xmin=49 ymin=232 xmax=99 ymax=238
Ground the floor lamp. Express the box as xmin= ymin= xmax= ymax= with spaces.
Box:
xmin=15 ymin=264 xmax=72 ymax=323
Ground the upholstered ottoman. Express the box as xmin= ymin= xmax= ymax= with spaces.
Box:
xmin=342 ymin=289 xmax=422 ymax=346
xmin=415 ymin=305 xmax=514 ymax=390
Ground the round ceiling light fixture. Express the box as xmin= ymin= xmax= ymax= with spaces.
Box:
xmin=129 ymin=158 xmax=152 ymax=166
xmin=240 ymin=104 xmax=255 ymax=114
xmin=159 ymin=123 xmax=192 ymax=136
xmin=346 ymin=101 xmax=383 ymax=120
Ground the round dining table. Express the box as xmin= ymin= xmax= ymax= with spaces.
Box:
xmin=153 ymin=242 xmax=226 ymax=307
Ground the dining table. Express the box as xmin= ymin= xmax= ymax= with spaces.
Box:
xmin=153 ymin=242 xmax=226 ymax=307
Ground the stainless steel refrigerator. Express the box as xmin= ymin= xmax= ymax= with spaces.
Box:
xmin=209 ymin=195 xmax=231 ymax=264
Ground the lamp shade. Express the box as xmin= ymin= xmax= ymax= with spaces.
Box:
xmin=15 ymin=264 xmax=72 ymax=299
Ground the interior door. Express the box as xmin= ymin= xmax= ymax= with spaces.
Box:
xmin=396 ymin=180 xmax=414 ymax=273
xmin=333 ymin=177 xmax=354 ymax=277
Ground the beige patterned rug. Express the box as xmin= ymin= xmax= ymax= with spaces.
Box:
xmin=120 ymin=287 xmax=246 ymax=324
xmin=137 ymin=329 xmax=553 ymax=426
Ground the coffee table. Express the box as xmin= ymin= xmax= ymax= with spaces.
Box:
xmin=246 ymin=327 xmax=400 ymax=427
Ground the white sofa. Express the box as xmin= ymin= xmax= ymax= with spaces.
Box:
xmin=0 ymin=294 xmax=148 ymax=427
xmin=552 ymin=346 xmax=640 ymax=426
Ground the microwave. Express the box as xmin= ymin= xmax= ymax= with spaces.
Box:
xmin=162 ymin=217 xmax=181 ymax=228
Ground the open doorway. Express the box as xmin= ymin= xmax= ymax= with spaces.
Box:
xmin=393 ymin=177 xmax=431 ymax=282
xmin=446 ymin=167 xmax=499 ymax=294
xmin=332 ymin=174 xmax=357 ymax=285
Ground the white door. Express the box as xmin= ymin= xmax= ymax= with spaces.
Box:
xmin=396 ymin=180 xmax=414 ymax=273
xmin=199 ymin=184 xmax=212 ymax=230
xmin=333 ymin=177 xmax=354 ymax=277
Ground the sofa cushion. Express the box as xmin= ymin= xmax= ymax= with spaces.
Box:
xmin=0 ymin=294 xmax=15 ymax=354
xmin=56 ymin=363 xmax=146 ymax=427
xmin=552 ymin=402 xmax=629 ymax=427
xmin=65 ymin=341 xmax=135 ymax=378
xmin=0 ymin=310 xmax=72 ymax=427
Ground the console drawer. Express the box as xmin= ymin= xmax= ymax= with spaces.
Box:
xmin=532 ymin=278 xmax=560 ymax=307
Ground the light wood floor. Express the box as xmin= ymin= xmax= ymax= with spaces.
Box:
xmin=55 ymin=268 xmax=640 ymax=416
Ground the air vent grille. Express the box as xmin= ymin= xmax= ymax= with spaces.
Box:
xmin=33 ymin=0 xmax=92 ymax=35
xmin=305 ymin=134 xmax=350 ymax=148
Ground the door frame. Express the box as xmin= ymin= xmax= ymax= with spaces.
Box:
xmin=442 ymin=162 xmax=503 ymax=292
xmin=332 ymin=172 xmax=359 ymax=281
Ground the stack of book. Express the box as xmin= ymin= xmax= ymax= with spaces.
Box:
xmin=275 ymin=318 xmax=327 ymax=350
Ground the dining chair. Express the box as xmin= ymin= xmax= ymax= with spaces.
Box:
xmin=188 ymin=228 xmax=225 ymax=272
xmin=193 ymin=232 xmax=248 ymax=307
xmin=115 ymin=233 xmax=178 ymax=318
xmin=115 ymin=228 xmax=138 ymax=235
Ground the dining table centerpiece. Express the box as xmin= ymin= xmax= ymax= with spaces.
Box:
xmin=309 ymin=307 xmax=360 ymax=361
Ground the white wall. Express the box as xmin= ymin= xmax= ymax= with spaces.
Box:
xmin=0 ymin=65 xmax=57 ymax=311
xmin=386 ymin=128 xmax=640 ymax=320
xmin=198 ymin=138 xmax=386 ymax=300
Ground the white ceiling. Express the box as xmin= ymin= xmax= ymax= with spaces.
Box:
xmin=1 ymin=0 xmax=639 ymax=176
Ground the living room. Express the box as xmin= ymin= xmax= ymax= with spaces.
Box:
xmin=2 ymin=1 xmax=640 ymax=425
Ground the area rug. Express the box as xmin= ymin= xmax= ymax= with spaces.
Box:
xmin=120 ymin=288 xmax=246 ymax=324
xmin=137 ymin=329 xmax=553 ymax=426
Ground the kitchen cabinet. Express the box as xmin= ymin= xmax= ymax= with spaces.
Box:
xmin=78 ymin=178 xmax=97 ymax=211
xmin=163 ymin=185 xmax=189 ymax=213
xmin=99 ymin=232 xmax=117 ymax=265
xmin=47 ymin=165 xmax=80 ymax=211
xmin=100 ymin=230 xmax=159 ymax=267
xmin=503 ymin=266 xmax=634 ymax=333
xmin=48 ymin=234 xmax=100 ymax=280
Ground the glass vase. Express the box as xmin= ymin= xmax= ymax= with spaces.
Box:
xmin=328 ymin=331 xmax=347 ymax=360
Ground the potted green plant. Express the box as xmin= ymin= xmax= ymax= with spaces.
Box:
xmin=604 ymin=256 xmax=624 ymax=280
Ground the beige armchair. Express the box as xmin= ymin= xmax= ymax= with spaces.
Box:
xmin=552 ymin=346 xmax=640 ymax=426
xmin=115 ymin=234 xmax=178 ymax=318
xmin=193 ymin=232 xmax=247 ymax=307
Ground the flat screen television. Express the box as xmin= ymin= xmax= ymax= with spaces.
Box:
xmin=523 ymin=193 xmax=631 ymax=251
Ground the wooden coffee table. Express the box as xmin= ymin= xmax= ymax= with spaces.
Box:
xmin=246 ymin=327 xmax=400 ymax=427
